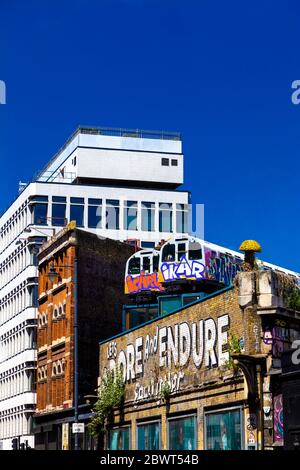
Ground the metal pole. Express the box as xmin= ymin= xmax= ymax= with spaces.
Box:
xmin=74 ymin=255 xmax=79 ymax=450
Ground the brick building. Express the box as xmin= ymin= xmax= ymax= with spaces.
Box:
xmin=34 ymin=223 xmax=134 ymax=449
xmin=99 ymin=270 xmax=300 ymax=450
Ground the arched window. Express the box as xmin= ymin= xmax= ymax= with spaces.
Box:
xmin=53 ymin=307 xmax=58 ymax=320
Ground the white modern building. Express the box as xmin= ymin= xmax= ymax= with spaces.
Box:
xmin=0 ymin=127 xmax=190 ymax=449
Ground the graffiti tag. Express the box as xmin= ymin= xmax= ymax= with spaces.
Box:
xmin=161 ymin=255 xmax=205 ymax=282
xmin=126 ymin=272 xmax=164 ymax=294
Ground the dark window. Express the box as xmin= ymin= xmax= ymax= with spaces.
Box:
xmin=52 ymin=202 xmax=66 ymax=226
xmin=141 ymin=241 xmax=155 ymax=249
xmin=33 ymin=203 xmax=48 ymax=225
xmin=70 ymin=204 xmax=84 ymax=227
xmin=177 ymin=242 xmax=187 ymax=261
xmin=88 ymin=199 xmax=102 ymax=229
xmin=128 ymin=257 xmax=140 ymax=275
xmin=189 ymin=241 xmax=202 ymax=260
xmin=70 ymin=197 xmax=84 ymax=204
xmin=171 ymin=159 xmax=178 ymax=166
xmin=162 ymin=243 xmax=175 ymax=262
xmin=161 ymin=158 xmax=169 ymax=166
xmin=142 ymin=256 xmax=151 ymax=273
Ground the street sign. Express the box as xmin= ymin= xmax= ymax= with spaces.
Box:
xmin=72 ymin=423 xmax=85 ymax=434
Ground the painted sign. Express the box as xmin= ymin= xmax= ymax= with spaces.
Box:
xmin=103 ymin=314 xmax=230 ymax=404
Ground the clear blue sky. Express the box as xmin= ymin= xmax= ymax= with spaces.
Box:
xmin=0 ymin=0 xmax=299 ymax=271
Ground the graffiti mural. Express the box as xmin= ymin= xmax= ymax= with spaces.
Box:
xmin=204 ymin=248 xmax=243 ymax=285
xmin=125 ymin=272 xmax=164 ymax=294
xmin=160 ymin=255 xmax=205 ymax=282
xmin=273 ymin=394 xmax=284 ymax=442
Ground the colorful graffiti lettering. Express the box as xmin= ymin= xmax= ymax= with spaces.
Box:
xmin=204 ymin=248 xmax=242 ymax=285
xmin=274 ymin=394 xmax=284 ymax=442
xmin=126 ymin=272 xmax=164 ymax=294
xmin=160 ymin=255 xmax=205 ymax=282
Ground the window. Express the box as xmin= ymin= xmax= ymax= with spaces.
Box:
xmin=128 ymin=257 xmax=140 ymax=275
xmin=141 ymin=241 xmax=155 ymax=249
xmin=168 ymin=415 xmax=196 ymax=450
xmin=159 ymin=203 xmax=173 ymax=233
xmin=161 ymin=158 xmax=169 ymax=166
xmin=137 ymin=421 xmax=160 ymax=450
xmin=30 ymin=196 xmax=48 ymax=225
xmin=142 ymin=256 xmax=151 ymax=274
xmin=177 ymin=242 xmax=187 ymax=261
xmin=176 ymin=204 xmax=188 ymax=233
xmin=124 ymin=200 xmax=137 ymax=231
xmin=52 ymin=197 xmax=66 ymax=226
xmin=205 ymin=408 xmax=242 ymax=450
xmin=88 ymin=198 xmax=102 ymax=229
xmin=109 ymin=427 xmax=130 ymax=450
xmin=106 ymin=199 xmax=120 ymax=230
xmin=162 ymin=243 xmax=175 ymax=262
xmin=70 ymin=197 xmax=84 ymax=227
xmin=189 ymin=241 xmax=202 ymax=260
xmin=171 ymin=159 xmax=178 ymax=166
xmin=141 ymin=202 xmax=155 ymax=232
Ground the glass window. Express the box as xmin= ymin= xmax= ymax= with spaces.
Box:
xmin=106 ymin=199 xmax=120 ymax=230
xmin=141 ymin=202 xmax=155 ymax=232
xmin=109 ymin=427 xmax=130 ymax=450
xmin=142 ymin=256 xmax=151 ymax=273
xmin=124 ymin=200 xmax=137 ymax=231
xmin=137 ymin=421 xmax=160 ymax=450
xmin=52 ymin=198 xmax=66 ymax=226
xmin=162 ymin=243 xmax=175 ymax=262
xmin=177 ymin=242 xmax=187 ymax=261
xmin=153 ymin=255 xmax=159 ymax=272
xmin=205 ymin=408 xmax=242 ymax=450
xmin=168 ymin=415 xmax=196 ymax=450
xmin=128 ymin=257 xmax=140 ymax=275
xmin=88 ymin=198 xmax=102 ymax=229
xmin=176 ymin=204 xmax=188 ymax=233
xmin=189 ymin=241 xmax=202 ymax=260
xmin=33 ymin=203 xmax=48 ymax=225
xmin=70 ymin=198 xmax=84 ymax=227
xmin=161 ymin=158 xmax=169 ymax=166
xmin=171 ymin=159 xmax=178 ymax=166
xmin=141 ymin=241 xmax=155 ymax=249
xmin=159 ymin=203 xmax=173 ymax=233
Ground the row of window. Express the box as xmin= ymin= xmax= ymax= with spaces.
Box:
xmin=109 ymin=408 xmax=243 ymax=450
xmin=0 ymin=285 xmax=37 ymax=326
xmin=0 ymin=413 xmax=31 ymax=439
xmin=38 ymin=302 xmax=66 ymax=327
xmin=0 ymin=203 xmax=28 ymax=250
xmin=0 ymin=328 xmax=36 ymax=362
xmin=31 ymin=196 xmax=188 ymax=233
xmin=37 ymin=359 xmax=65 ymax=382
xmin=0 ymin=370 xmax=35 ymax=401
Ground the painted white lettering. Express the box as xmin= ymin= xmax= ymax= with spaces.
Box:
xmin=204 ymin=318 xmax=217 ymax=367
xmin=217 ymin=314 xmax=230 ymax=366
xmin=179 ymin=322 xmax=191 ymax=366
xmin=192 ymin=320 xmax=204 ymax=367
xmin=159 ymin=327 xmax=167 ymax=367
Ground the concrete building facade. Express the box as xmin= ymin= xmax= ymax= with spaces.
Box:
xmin=98 ymin=270 xmax=300 ymax=450
xmin=0 ymin=127 xmax=189 ymax=449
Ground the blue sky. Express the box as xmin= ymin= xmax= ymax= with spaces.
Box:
xmin=0 ymin=0 xmax=299 ymax=271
